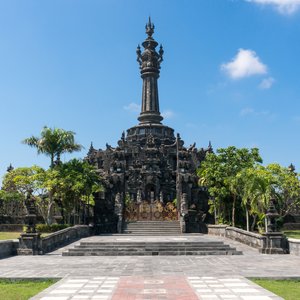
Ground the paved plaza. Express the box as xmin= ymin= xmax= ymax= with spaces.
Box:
xmin=1 ymin=235 xmax=299 ymax=299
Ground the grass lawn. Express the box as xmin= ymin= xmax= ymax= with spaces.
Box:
xmin=0 ymin=232 xmax=51 ymax=240
xmin=252 ymin=279 xmax=300 ymax=300
xmin=0 ymin=279 xmax=57 ymax=300
xmin=283 ymin=230 xmax=300 ymax=239
xmin=0 ymin=232 xmax=22 ymax=240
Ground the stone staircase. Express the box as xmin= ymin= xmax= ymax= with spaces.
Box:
xmin=62 ymin=238 xmax=242 ymax=256
xmin=122 ymin=221 xmax=181 ymax=235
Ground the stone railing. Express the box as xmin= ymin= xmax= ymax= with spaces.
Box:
xmin=0 ymin=240 xmax=19 ymax=259
xmin=41 ymin=225 xmax=91 ymax=254
xmin=288 ymin=238 xmax=300 ymax=256
xmin=207 ymin=225 xmax=227 ymax=237
xmin=207 ymin=225 xmax=289 ymax=254
xmin=225 ymin=227 xmax=266 ymax=249
xmin=207 ymin=225 xmax=300 ymax=256
xmin=208 ymin=225 xmax=265 ymax=248
xmin=0 ymin=224 xmax=24 ymax=232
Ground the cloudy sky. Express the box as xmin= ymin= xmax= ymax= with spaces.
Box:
xmin=0 ymin=0 xmax=300 ymax=180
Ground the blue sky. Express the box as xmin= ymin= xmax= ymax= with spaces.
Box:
xmin=1 ymin=0 xmax=300 ymax=181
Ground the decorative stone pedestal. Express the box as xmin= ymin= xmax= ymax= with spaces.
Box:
xmin=260 ymin=232 xmax=287 ymax=254
xmin=17 ymin=233 xmax=43 ymax=255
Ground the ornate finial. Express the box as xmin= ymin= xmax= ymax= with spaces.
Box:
xmin=207 ymin=141 xmax=213 ymax=153
xmin=137 ymin=19 xmax=164 ymax=124
xmin=288 ymin=163 xmax=296 ymax=173
xmin=6 ymin=163 xmax=14 ymax=172
xmin=87 ymin=142 xmax=95 ymax=155
xmin=145 ymin=16 xmax=154 ymax=37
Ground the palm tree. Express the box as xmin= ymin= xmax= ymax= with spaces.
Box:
xmin=23 ymin=126 xmax=83 ymax=168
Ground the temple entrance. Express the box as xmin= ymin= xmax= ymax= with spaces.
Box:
xmin=125 ymin=200 xmax=178 ymax=221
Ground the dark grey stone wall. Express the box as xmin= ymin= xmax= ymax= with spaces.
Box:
xmin=0 ymin=240 xmax=19 ymax=259
xmin=208 ymin=225 xmax=265 ymax=249
xmin=207 ymin=225 xmax=227 ymax=237
xmin=41 ymin=225 xmax=91 ymax=253
xmin=0 ymin=224 xmax=24 ymax=232
xmin=288 ymin=238 xmax=300 ymax=256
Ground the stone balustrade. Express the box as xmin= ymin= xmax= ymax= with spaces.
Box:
xmin=0 ymin=240 xmax=19 ymax=259
xmin=207 ymin=225 xmax=292 ymax=254
xmin=41 ymin=225 xmax=91 ymax=253
xmin=288 ymin=238 xmax=300 ymax=255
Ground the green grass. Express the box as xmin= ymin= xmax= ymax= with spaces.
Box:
xmin=252 ymin=279 xmax=300 ymax=300
xmin=0 ymin=232 xmax=21 ymax=240
xmin=0 ymin=279 xmax=57 ymax=300
xmin=0 ymin=232 xmax=51 ymax=240
xmin=283 ymin=230 xmax=300 ymax=239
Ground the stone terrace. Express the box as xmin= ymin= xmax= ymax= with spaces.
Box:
xmin=0 ymin=234 xmax=299 ymax=299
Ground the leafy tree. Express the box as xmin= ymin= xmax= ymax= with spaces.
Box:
xmin=198 ymin=146 xmax=262 ymax=226
xmin=1 ymin=166 xmax=49 ymax=222
xmin=2 ymin=166 xmax=46 ymax=196
xmin=43 ymin=159 xmax=101 ymax=224
xmin=22 ymin=126 xmax=83 ymax=168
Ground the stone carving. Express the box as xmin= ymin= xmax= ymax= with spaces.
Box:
xmin=24 ymin=190 xmax=38 ymax=234
xmin=86 ymin=20 xmax=211 ymax=233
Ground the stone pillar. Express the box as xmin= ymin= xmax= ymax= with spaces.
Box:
xmin=17 ymin=233 xmax=42 ymax=255
xmin=114 ymin=192 xmax=123 ymax=233
xmin=180 ymin=193 xmax=188 ymax=233
xmin=260 ymin=199 xmax=287 ymax=254
xmin=261 ymin=232 xmax=287 ymax=254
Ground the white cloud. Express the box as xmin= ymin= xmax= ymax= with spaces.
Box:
xmin=240 ymin=107 xmax=255 ymax=116
xmin=240 ymin=107 xmax=275 ymax=118
xmin=259 ymin=77 xmax=275 ymax=89
xmin=221 ymin=49 xmax=268 ymax=79
xmin=161 ymin=110 xmax=175 ymax=119
xmin=246 ymin=0 xmax=300 ymax=15
xmin=123 ymin=102 xmax=141 ymax=113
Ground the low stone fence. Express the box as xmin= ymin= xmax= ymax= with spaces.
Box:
xmin=225 ymin=227 xmax=266 ymax=249
xmin=207 ymin=225 xmax=227 ymax=237
xmin=208 ymin=225 xmax=265 ymax=249
xmin=41 ymin=225 xmax=91 ymax=253
xmin=288 ymin=238 xmax=300 ymax=256
xmin=208 ymin=225 xmax=292 ymax=254
xmin=0 ymin=240 xmax=19 ymax=259
xmin=0 ymin=224 xmax=24 ymax=232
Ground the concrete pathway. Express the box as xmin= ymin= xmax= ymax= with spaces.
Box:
xmin=0 ymin=234 xmax=298 ymax=299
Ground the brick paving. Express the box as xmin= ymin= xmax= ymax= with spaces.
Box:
xmin=0 ymin=235 xmax=298 ymax=299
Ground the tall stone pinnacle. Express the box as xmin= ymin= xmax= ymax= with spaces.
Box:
xmin=136 ymin=18 xmax=164 ymax=124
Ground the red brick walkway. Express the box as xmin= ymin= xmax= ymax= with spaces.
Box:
xmin=112 ymin=275 xmax=198 ymax=300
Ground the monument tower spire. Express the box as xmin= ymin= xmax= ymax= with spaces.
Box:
xmin=137 ymin=18 xmax=164 ymax=124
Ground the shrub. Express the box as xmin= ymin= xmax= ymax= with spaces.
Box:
xmin=35 ymin=224 xmax=70 ymax=233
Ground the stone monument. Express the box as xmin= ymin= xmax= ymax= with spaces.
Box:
xmin=86 ymin=19 xmax=212 ymax=233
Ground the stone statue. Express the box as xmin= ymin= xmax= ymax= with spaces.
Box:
xmin=181 ymin=193 xmax=188 ymax=217
xmin=24 ymin=190 xmax=37 ymax=234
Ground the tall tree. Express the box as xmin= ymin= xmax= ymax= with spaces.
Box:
xmin=22 ymin=126 xmax=83 ymax=168
xmin=198 ymin=146 xmax=262 ymax=226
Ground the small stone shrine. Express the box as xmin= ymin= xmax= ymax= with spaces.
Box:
xmin=86 ymin=19 xmax=212 ymax=233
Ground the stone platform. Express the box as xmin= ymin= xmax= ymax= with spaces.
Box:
xmin=1 ymin=234 xmax=299 ymax=299
xmin=62 ymin=235 xmax=242 ymax=256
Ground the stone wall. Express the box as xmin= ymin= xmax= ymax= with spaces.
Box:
xmin=225 ymin=227 xmax=266 ymax=249
xmin=41 ymin=225 xmax=91 ymax=253
xmin=288 ymin=238 xmax=300 ymax=256
xmin=207 ymin=225 xmax=227 ymax=237
xmin=208 ymin=225 xmax=300 ymax=255
xmin=0 ymin=224 xmax=24 ymax=232
xmin=0 ymin=240 xmax=18 ymax=259
xmin=207 ymin=225 xmax=266 ymax=249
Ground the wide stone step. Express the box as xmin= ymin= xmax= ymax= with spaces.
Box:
xmin=63 ymin=249 xmax=242 ymax=256
xmin=63 ymin=238 xmax=242 ymax=256
xmin=78 ymin=242 xmax=225 ymax=247
xmin=123 ymin=221 xmax=181 ymax=235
